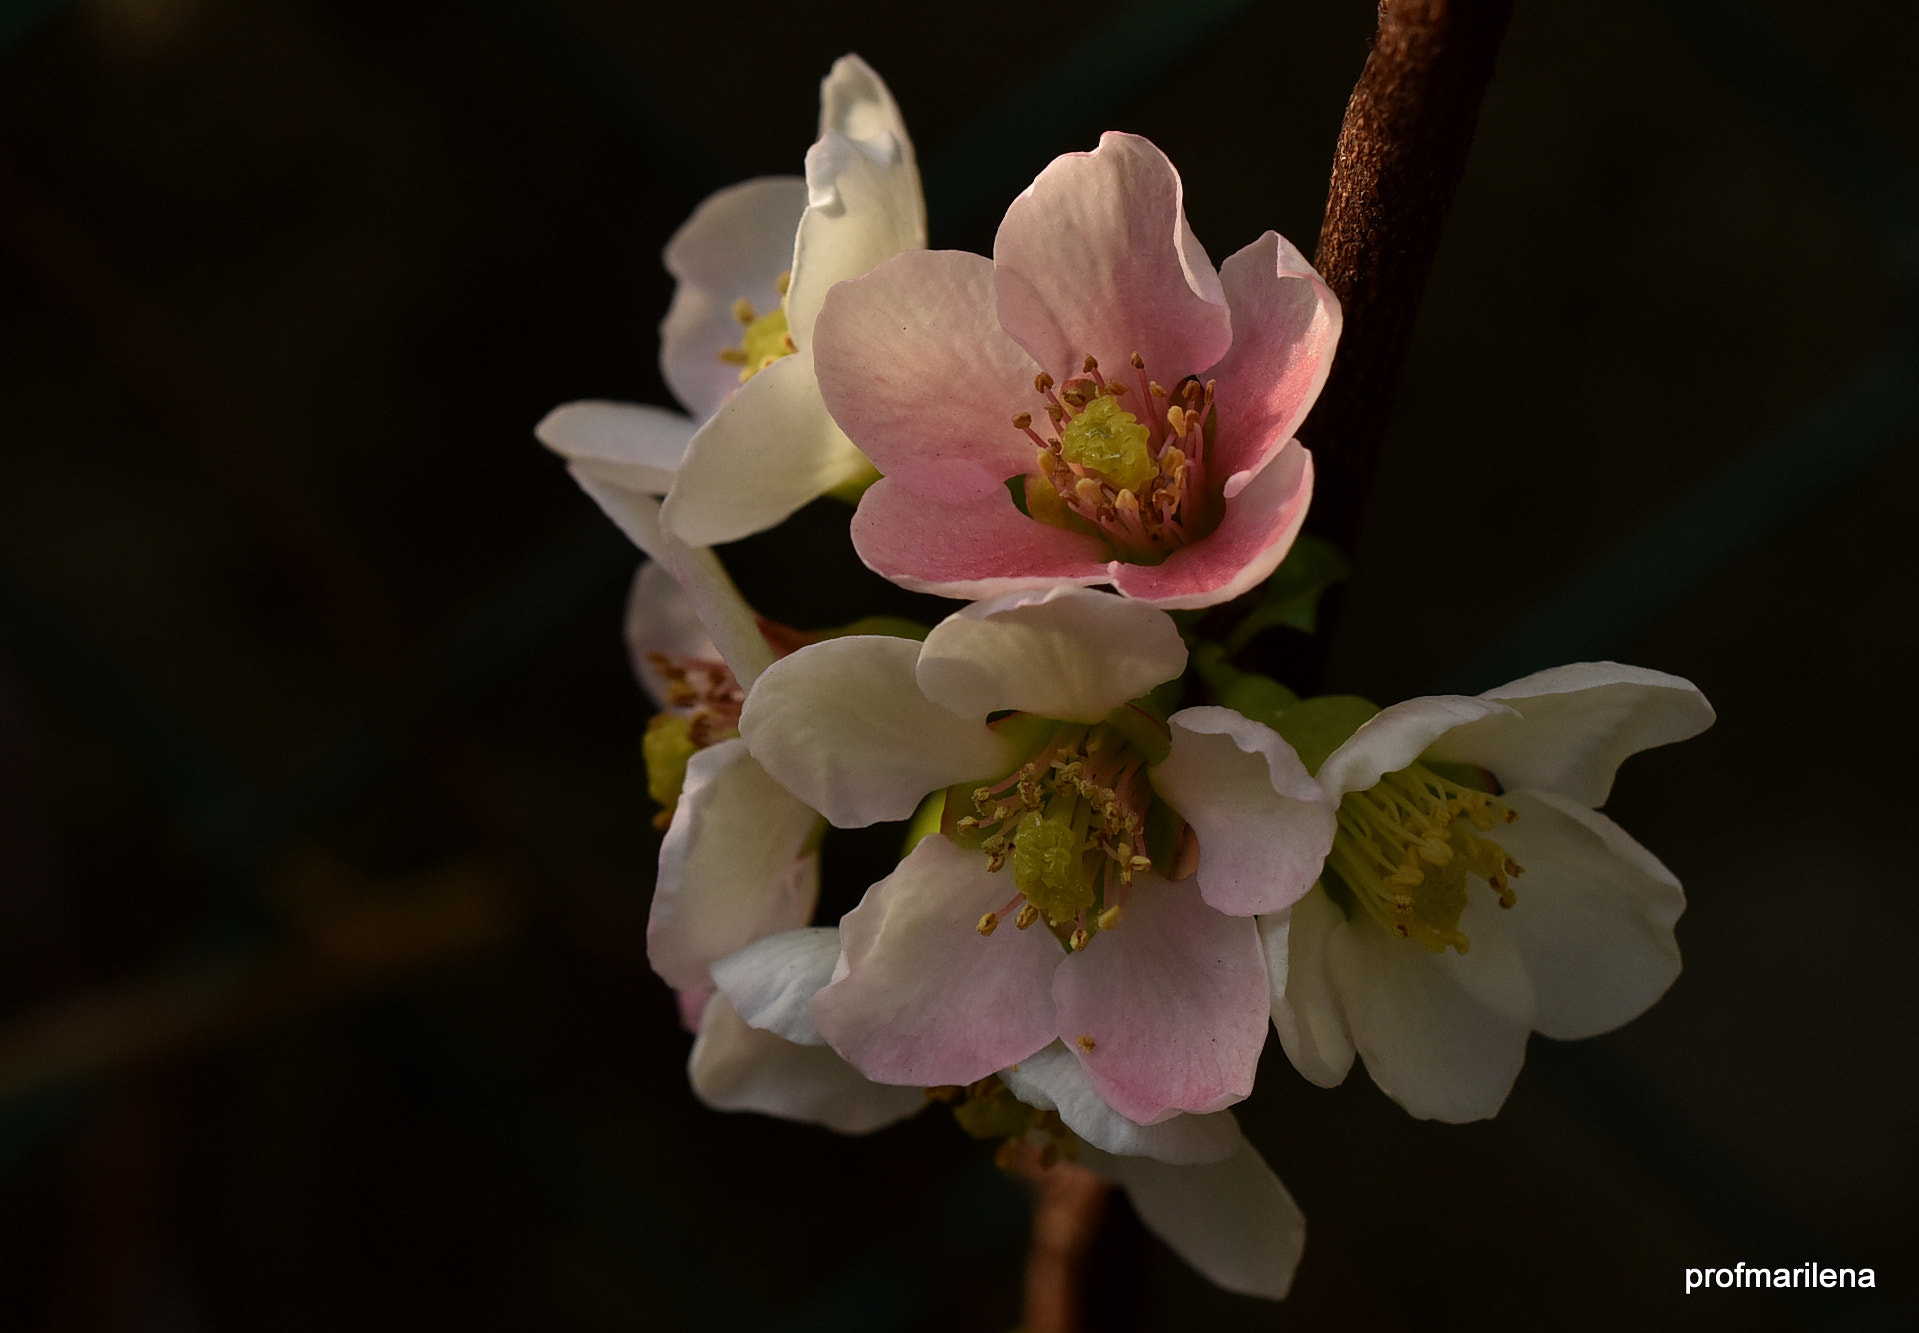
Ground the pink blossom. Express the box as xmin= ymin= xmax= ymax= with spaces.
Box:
xmin=736 ymin=587 xmax=1337 ymax=1123
xmin=812 ymin=132 xmax=1339 ymax=609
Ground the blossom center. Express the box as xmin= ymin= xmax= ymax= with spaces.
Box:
xmin=1010 ymin=354 xmax=1220 ymax=564
xmin=1324 ymin=761 xmax=1523 ymax=954
xmin=641 ymin=652 xmax=745 ymax=828
xmin=717 ymin=271 xmax=797 ymax=384
xmin=950 ymin=718 xmax=1166 ymax=952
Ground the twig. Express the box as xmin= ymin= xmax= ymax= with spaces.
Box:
xmin=1303 ymin=0 xmax=1516 ymax=561
xmin=1006 ymin=1142 xmax=1111 ymax=1333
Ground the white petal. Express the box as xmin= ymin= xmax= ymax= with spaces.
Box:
xmin=1001 ymin=1042 xmax=1240 ymax=1165
xmin=569 ymin=469 xmax=670 ymax=562
xmin=1315 ymin=695 xmax=1516 ymax=796
xmin=536 ymin=399 xmax=696 ymax=495
xmin=1495 ymin=789 xmax=1685 ymax=1040
xmin=660 ymin=176 xmax=808 ymax=422
xmin=1156 ymin=707 xmax=1336 ymax=916
xmin=688 ymin=993 xmax=926 ymax=1134
xmin=624 ymin=561 xmax=717 ymax=711
xmin=1326 ymin=912 xmax=1530 ymax=1123
xmin=816 ymin=53 xmax=916 ymax=165
xmin=1083 ymin=1134 xmax=1306 ymax=1300
xmin=1261 ymin=891 xmax=1355 ymax=1087
xmin=567 ymin=479 xmax=775 ymax=689
xmin=648 ymin=741 xmax=821 ymax=993
xmin=785 ymin=57 xmax=925 ymax=352
xmin=1428 ymin=661 xmax=1716 ymax=807
xmin=711 ymin=926 xmax=840 ymax=1046
xmin=810 ymin=836 xmax=1063 ymax=1086
xmin=1428 ymin=890 xmax=1536 ymax=1025
xmin=739 ymin=635 xmax=1020 ymax=827
xmin=660 ymin=351 xmax=872 ymax=546
xmin=916 ymin=586 xmax=1188 ymax=723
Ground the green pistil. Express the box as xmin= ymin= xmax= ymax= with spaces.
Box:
xmin=738 ymin=306 xmax=795 ymax=380
xmin=643 ymin=713 xmax=698 ymax=823
xmin=1011 ymin=806 xmax=1094 ymax=926
xmin=1059 ymin=394 xmax=1154 ymax=493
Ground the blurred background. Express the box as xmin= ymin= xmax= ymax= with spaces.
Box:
xmin=0 ymin=0 xmax=1914 ymax=1328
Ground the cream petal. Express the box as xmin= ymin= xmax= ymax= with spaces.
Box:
xmin=623 ymin=561 xmax=717 ymax=711
xmin=1082 ymin=1134 xmax=1306 ymax=1301
xmin=1315 ymin=695 xmax=1517 ymax=796
xmin=739 ymin=636 xmax=1020 ymax=827
xmin=567 ymin=481 xmax=774 ymax=689
xmin=536 ymin=400 xmax=696 ymax=495
xmin=1156 ymin=707 xmax=1336 ymax=916
xmin=916 ymin=586 xmax=1187 ymax=724
xmin=993 ymin=133 xmax=1231 ymax=383
xmin=1261 ymin=891 xmax=1355 ymax=1088
xmin=1428 ymin=662 xmax=1716 ymax=807
xmin=711 ymin=926 xmax=841 ymax=1046
xmin=660 ymin=351 xmax=871 ymax=546
xmin=786 ymin=56 xmax=925 ymax=351
xmin=1494 ymin=789 xmax=1685 ymax=1040
xmin=1327 ymin=912 xmax=1530 ymax=1123
xmin=1428 ymin=891 xmax=1537 ymax=1025
xmin=688 ymin=993 xmax=926 ymax=1134
xmin=660 ymin=176 xmax=809 ymax=422
xmin=648 ymin=741 xmax=821 ymax=993
xmin=1001 ymin=1042 xmax=1240 ymax=1165
xmin=810 ymin=836 xmax=1063 ymax=1086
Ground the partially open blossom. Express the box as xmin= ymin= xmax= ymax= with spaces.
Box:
xmin=718 ymin=926 xmax=1304 ymax=1296
xmin=538 ymin=55 xmax=923 ymax=547
xmin=812 ymin=132 xmax=1338 ymax=609
xmin=735 ymin=586 xmax=1337 ymax=1125
xmin=1262 ymin=663 xmax=1715 ymax=1122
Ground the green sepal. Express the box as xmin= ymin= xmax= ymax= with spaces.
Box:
xmin=1191 ymin=641 xmax=1299 ymax=731
xmin=1144 ymin=797 xmax=1183 ymax=877
xmin=1424 ymin=759 xmax=1496 ymax=794
xmin=1005 ymin=473 xmax=1032 ymax=517
xmin=902 ymin=790 xmax=945 ymax=858
xmin=1270 ymin=695 xmax=1380 ymax=776
xmin=952 ymin=1083 xmax=1036 ymax=1140
xmin=1101 ymin=702 xmax=1171 ymax=766
xmin=813 ymin=615 xmax=930 ymax=642
xmin=822 ymin=462 xmax=882 ymax=505
xmin=1141 ymin=676 xmax=1185 ymax=722
xmin=1225 ymin=536 xmax=1350 ymax=653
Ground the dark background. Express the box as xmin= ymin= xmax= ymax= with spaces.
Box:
xmin=0 ymin=0 xmax=1914 ymax=1328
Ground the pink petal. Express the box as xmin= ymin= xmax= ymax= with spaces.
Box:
xmin=1052 ymin=876 xmax=1269 ymax=1123
xmin=994 ymin=133 xmax=1231 ymax=383
xmin=813 ymin=248 xmax=1043 ymax=481
xmin=1206 ymin=232 xmax=1340 ymax=477
xmin=1155 ymin=706 xmax=1336 ymax=916
xmin=1110 ymin=442 xmax=1313 ymax=609
xmin=811 ymin=837 xmax=1062 ymax=1087
xmin=850 ymin=466 xmax=1109 ymax=599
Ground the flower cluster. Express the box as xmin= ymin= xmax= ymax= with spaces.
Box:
xmin=540 ymin=56 xmax=1714 ymax=1302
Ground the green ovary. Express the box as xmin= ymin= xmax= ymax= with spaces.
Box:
xmin=1011 ymin=808 xmax=1094 ymax=926
xmin=1059 ymin=395 xmax=1154 ymax=493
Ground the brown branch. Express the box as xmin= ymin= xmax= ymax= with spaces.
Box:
xmin=1303 ymin=0 xmax=1516 ymax=559
xmin=1006 ymin=1143 xmax=1111 ymax=1333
